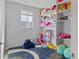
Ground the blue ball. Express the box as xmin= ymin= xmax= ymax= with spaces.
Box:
xmin=64 ymin=48 xmax=71 ymax=59
xmin=57 ymin=45 xmax=66 ymax=55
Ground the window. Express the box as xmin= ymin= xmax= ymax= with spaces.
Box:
xmin=20 ymin=10 xmax=33 ymax=28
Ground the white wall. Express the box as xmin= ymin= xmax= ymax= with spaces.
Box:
xmin=71 ymin=0 xmax=78 ymax=59
xmin=0 ymin=0 xmax=5 ymax=59
xmin=5 ymin=1 xmax=40 ymax=49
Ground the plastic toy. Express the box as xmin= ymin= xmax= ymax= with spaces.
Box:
xmin=57 ymin=45 xmax=66 ymax=55
xmin=47 ymin=43 xmax=57 ymax=50
xmin=64 ymin=48 xmax=71 ymax=59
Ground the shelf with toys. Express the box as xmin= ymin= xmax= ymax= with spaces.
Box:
xmin=37 ymin=0 xmax=71 ymax=48
xmin=58 ymin=0 xmax=71 ymax=4
xmin=39 ymin=5 xmax=57 ymax=46
xmin=58 ymin=1 xmax=71 ymax=13
xmin=57 ymin=0 xmax=71 ymax=47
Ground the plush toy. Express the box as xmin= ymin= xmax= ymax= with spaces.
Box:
xmin=45 ymin=21 xmax=53 ymax=26
xmin=64 ymin=48 xmax=71 ymax=59
xmin=40 ymin=21 xmax=53 ymax=27
xmin=57 ymin=33 xmax=71 ymax=39
xmin=40 ymin=21 xmax=46 ymax=27
xmin=57 ymin=45 xmax=66 ymax=55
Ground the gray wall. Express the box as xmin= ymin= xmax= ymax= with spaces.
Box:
xmin=5 ymin=1 xmax=40 ymax=49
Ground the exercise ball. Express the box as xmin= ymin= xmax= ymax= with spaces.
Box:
xmin=57 ymin=45 xmax=66 ymax=55
xmin=64 ymin=48 xmax=71 ymax=59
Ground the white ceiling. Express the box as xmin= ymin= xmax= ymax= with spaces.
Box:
xmin=7 ymin=0 xmax=56 ymax=8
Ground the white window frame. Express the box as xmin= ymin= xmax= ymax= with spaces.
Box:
xmin=20 ymin=10 xmax=34 ymax=28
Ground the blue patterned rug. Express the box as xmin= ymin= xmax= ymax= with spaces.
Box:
xmin=8 ymin=47 xmax=67 ymax=59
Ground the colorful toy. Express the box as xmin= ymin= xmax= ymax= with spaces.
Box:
xmin=67 ymin=2 xmax=71 ymax=9
xmin=47 ymin=43 xmax=57 ymax=50
xmin=45 ymin=21 xmax=53 ymax=26
xmin=57 ymin=33 xmax=71 ymax=39
xmin=58 ymin=0 xmax=63 ymax=3
xmin=58 ymin=2 xmax=71 ymax=12
xmin=64 ymin=48 xmax=71 ymax=59
xmin=40 ymin=21 xmax=53 ymax=27
xmin=43 ymin=30 xmax=53 ymax=42
xmin=40 ymin=8 xmax=51 ymax=16
xmin=52 ymin=5 xmax=56 ymax=10
xmin=40 ymin=5 xmax=57 ymax=17
xmin=57 ymin=45 xmax=66 ymax=55
xmin=37 ymin=32 xmax=43 ymax=45
xmin=40 ymin=21 xmax=46 ymax=27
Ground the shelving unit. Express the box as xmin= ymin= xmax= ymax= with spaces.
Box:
xmin=40 ymin=7 xmax=57 ymax=45
xmin=57 ymin=0 xmax=71 ymax=47
xmin=39 ymin=0 xmax=71 ymax=47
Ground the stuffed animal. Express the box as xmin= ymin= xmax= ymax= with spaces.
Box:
xmin=64 ymin=48 xmax=71 ymax=59
xmin=57 ymin=33 xmax=71 ymax=39
xmin=57 ymin=45 xmax=66 ymax=55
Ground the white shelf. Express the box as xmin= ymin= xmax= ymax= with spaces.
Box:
xmin=57 ymin=37 xmax=71 ymax=39
xmin=57 ymin=19 xmax=70 ymax=22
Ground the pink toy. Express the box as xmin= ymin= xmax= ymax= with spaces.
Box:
xmin=52 ymin=5 xmax=56 ymax=10
xmin=57 ymin=33 xmax=71 ymax=39
xmin=45 ymin=22 xmax=53 ymax=26
xmin=46 ymin=8 xmax=51 ymax=12
xmin=37 ymin=32 xmax=43 ymax=45
xmin=40 ymin=21 xmax=46 ymax=27
xmin=58 ymin=0 xmax=63 ymax=3
xmin=40 ymin=21 xmax=53 ymax=27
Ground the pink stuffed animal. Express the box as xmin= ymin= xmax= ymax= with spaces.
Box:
xmin=58 ymin=33 xmax=71 ymax=39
